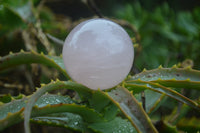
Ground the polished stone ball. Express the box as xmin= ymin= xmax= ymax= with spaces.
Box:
xmin=62 ymin=18 xmax=134 ymax=90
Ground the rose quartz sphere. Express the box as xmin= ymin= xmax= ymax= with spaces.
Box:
xmin=62 ymin=18 xmax=134 ymax=90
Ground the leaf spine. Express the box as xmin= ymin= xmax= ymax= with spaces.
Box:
xmin=172 ymin=65 xmax=177 ymax=69
xmin=142 ymin=68 xmax=147 ymax=72
xmin=158 ymin=65 xmax=163 ymax=69
xmin=186 ymin=78 xmax=190 ymax=81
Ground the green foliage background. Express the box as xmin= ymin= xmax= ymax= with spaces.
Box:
xmin=114 ymin=2 xmax=200 ymax=69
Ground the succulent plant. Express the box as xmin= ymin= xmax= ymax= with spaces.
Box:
xmin=0 ymin=38 xmax=199 ymax=133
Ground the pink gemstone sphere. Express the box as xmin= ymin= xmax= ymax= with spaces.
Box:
xmin=62 ymin=18 xmax=134 ymax=90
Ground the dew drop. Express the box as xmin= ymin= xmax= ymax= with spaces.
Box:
xmin=55 ymin=99 xmax=60 ymax=103
xmin=74 ymin=121 xmax=78 ymax=125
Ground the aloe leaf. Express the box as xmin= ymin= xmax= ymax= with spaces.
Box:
xmin=155 ymin=120 xmax=178 ymax=133
xmin=0 ymin=98 xmax=26 ymax=120
xmin=89 ymin=91 xmax=111 ymax=112
xmin=125 ymin=81 xmax=200 ymax=111
xmin=31 ymin=104 xmax=104 ymax=123
xmin=147 ymin=93 xmax=165 ymax=114
xmin=0 ymin=108 xmax=23 ymax=131
xmin=129 ymin=67 xmax=200 ymax=81
xmin=88 ymin=91 xmax=119 ymax=120
xmin=0 ymin=5 xmax=26 ymax=34
xmin=127 ymin=67 xmax=200 ymax=91
xmin=151 ymin=79 xmax=200 ymax=90
xmin=0 ymin=51 xmax=70 ymax=79
xmin=128 ymin=67 xmax=200 ymax=89
xmin=176 ymin=117 xmax=200 ymax=132
xmin=0 ymin=92 xmax=103 ymax=131
xmin=0 ymin=103 xmax=103 ymax=132
xmin=133 ymin=90 xmax=164 ymax=114
xmin=23 ymin=80 xmax=100 ymax=133
xmin=0 ymin=94 xmax=75 ymax=131
xmin=141 ymin=90 xmax=165 ymax=114
xmin=2 ymin=0 xmax=33 ymax=21
xmin=165 ymin=104 xmax=190 ymax=125
xmin=126 ymin=66 xmax=200 ymax=111
xmin=31 ymin=112 xmax=87 ymax=132
xmin=89 ymin=117 xmax=137 ymax=133
xmin=105 ymin=87 xmax=158 ymax=133
xmin=102 ymin=103 xmax=119 ymax=121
